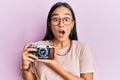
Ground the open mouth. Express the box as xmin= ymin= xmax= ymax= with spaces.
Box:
xmin=59 ymin=30 xmax=65 ymax=34
xmin=58 ymin=30 xmax=65 ymax=37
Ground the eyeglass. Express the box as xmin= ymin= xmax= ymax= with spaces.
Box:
xmin=51 ymin=17 xmax=73 ymax=26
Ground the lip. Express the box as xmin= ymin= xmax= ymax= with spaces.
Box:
xmin=58 ymin=29 xmax=65 ymax=37
xmin=59 ymin=30 xmax=65 ymax=34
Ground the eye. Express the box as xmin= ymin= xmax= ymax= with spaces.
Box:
xmin=64 ymin=17 xmax=70 ymax=22
xmin=52 ymin=18 xmax=59 ymax=22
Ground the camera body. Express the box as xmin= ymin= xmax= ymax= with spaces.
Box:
xmin=29 ymin=44 xmax=54 ymax=59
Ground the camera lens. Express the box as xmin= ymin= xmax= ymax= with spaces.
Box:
xmin=38 ymin=48 xmax=48 ymax=57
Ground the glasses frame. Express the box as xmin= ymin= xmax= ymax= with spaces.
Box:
xmin=51 ymin=17 xmax=73 ymax=26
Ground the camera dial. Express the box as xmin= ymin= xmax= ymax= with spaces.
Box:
xmin=38 ymin=48 xmax=48 ymax=57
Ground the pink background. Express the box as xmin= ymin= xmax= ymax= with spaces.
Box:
xmin=0 ymin=0 xmax=120 ymax=80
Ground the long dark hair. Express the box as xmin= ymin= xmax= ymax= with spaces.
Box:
xmin=43 ymin=2 xmax=78 ymax=40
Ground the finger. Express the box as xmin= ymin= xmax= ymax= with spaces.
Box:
xmin=22 ymin=57 xmax=34 ymax=68
xmin=23 ymin=42 xmax=33 ymax=50
xmin=22 ymin=52 xmax=38 ymax=60
xmin=26 ymin=48 xmax=37 ymax=52
xmin=28 ymin=54 xmax=38 ymax=60
xmin=25 ymin=57 xmax=36 ymax=62
xmin=22 ymin=48 xmax=37 ymax=57
xmin=22 ymin=57 xmax=32 ymax=65
xmin=37 ymin=59 xmax=52 ymax=64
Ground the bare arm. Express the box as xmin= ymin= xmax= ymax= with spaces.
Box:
xmin=21 ymin=42 xmax=38 ymax=80
xmin=22 ymin=70 xmax=35 ymax=80
xmin=81 ymin=73 xmax=93 ymax=80
xmin=54 ymin=66 xmax=93 ymax=80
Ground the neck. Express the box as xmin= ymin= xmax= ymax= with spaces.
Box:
xmin=50 ymin=39 xmax=71 ymax=50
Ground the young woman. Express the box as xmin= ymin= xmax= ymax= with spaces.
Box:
xmin=21 ymin=2 xmax=95 ymax=80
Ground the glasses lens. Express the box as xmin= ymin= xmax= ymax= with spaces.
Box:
xmin=51 ymin=18 xmax=59 ymax=26
xmin=63 ymin=17 xmax=71 ymax=25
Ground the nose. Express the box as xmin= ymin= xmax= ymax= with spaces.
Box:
xmin=58 ymin=19 xmax=64 ymax=27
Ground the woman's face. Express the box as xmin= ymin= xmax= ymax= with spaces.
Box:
xmin=50 ymin=6 xmax=74 ymax=41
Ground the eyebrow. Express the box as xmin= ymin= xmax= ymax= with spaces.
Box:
xmin=51 ymin=13 xmax=72 ymax=17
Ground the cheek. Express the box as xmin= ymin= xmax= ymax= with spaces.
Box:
xmin=51 ymin=27 xmax=57 ymax=34
xmin=66 ymin=25 xmax=74 ymax=35
xmin=66 ymin=28 xmax=72 ymax=35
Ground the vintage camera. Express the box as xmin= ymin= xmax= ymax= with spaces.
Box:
xmin=29 ymin=44 xmax=54 ymax=59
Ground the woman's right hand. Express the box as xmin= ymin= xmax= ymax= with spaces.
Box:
xmin=21 ymin=42 xmax=38 ymax=70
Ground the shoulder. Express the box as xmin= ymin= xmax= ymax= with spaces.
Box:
xmin=72 ymin=40 xmax=91 ymax=56
xmin=72 ymin=40 xmax=88 ymax=49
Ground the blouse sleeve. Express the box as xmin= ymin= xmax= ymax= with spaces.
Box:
xmin=80 ymin=44 xmax=96 ymax=73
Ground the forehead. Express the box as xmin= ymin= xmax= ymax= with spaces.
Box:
xmin=51 ymin=6 xmax=72 ymax=17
